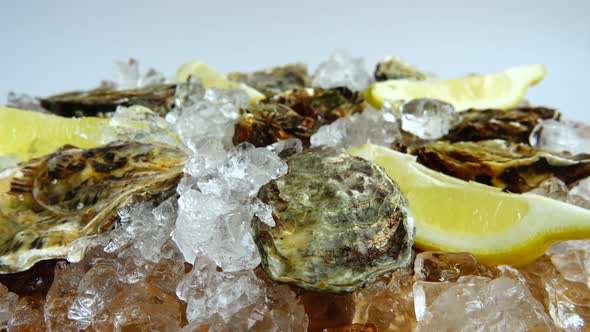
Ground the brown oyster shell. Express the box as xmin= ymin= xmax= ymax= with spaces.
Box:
xmin=233 ymin=87 xmax=366 ymax=147
xmin=397 ymin=139 xmax=590 ymax=193
xmin=0 ymin=141 xmax=186 ymax=273
xmin=227 ymin=63 xmax=310 ymax=98
xmin=444 ymin=107 xmax=560 ymax=144
xmin=40 ymin=84 xmax=177 ymax=117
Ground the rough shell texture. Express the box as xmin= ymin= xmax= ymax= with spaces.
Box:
xmin=0 ymin=141 xmax=186 ymax=273
xmin=233 ymin=87 xmax=366 ymax=147
xmin=443 ymin=107 xmax=560 ymax=144
xmin=40 ymin=84 xmax=177 ymax=117
xmin=397 ymin=139 xmax=590 ymax=193
xmin=374 ymin=56 xmax=431 ymax=81
xmin=227 ymin=64 xmax=310 ymax=98
xmin=252 ymin=146 xmax=414 ymax=293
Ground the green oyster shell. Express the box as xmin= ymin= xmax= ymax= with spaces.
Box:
xmin=252 ymin=146 xmax=414 ymax=293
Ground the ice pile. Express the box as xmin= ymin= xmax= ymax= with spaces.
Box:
xmin=177 ymin=255 xmax=308 ymax=330
xmin=400 ymin=98 xmax=461 ymax=139
xmin=102 ymin=104 xmax=180 ymax=146
xmin=165 ymin=81 xmax=308 ymax=327
xmin=414 ymin=276 xmax=554 ymax=331
xmin=533 ymin=119 xmax=590 ymax=155
xmin=312 ymin=50 xmax=373 ymax=92
xmin=529 ymin=177 xmax=590 ymax=210
xmin=411 ymin=252 xmax=553 ymax=331
xmin=310 ymin=107 xmax=400 ymax=149
xmin=167 ymin=79 xmax=248 ymax=148
xmin=112 ymin=58 xmax=166 ymax=89
xmin=172 ymin=139 xmax=291 ymax=271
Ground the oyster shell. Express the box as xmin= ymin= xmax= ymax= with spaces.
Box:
xmin=227 ymin=63 xmax=310 ymax=98
xmin=0 ymin=141 xmax=186 ymax=273
xmin=39 ymin=84 xmax=176 ymax=117
xmin=444 ymin=107 xmax=560 ymax=144
xmin=374 ymin=56 xmax=431 ymax=81
xmin=234 ymin=87 xmax=366 ymax=147
xmin=252 ymin=146 xmax=414 ymax=293
xmin=398 ymin=139 xmax=590 ymax=193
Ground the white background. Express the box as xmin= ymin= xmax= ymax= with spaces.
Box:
xmin=1 ymin=0 xmax=589 ymax=121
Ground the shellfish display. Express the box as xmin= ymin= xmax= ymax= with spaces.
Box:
xmin=1 ymin=53 xmax=590 ymax=331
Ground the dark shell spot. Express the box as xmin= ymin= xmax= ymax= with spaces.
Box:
xmin=90 ymin=158 xmax=127 ymax=173
xmin=30 ymin=237 xmax=44 ymax=249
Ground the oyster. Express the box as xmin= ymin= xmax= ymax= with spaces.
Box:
xmin=444 ymin=107 xmax=560 ymax=144
xmin=374 ymin=56 xmax=431 ymax=81
xmin=39 ymin=84 xmax=176 ymax=117
xmin=227 ymin=63 xmax=310 ymax=98
xmin=0 ymin=141 xmax=186 ymax=273
xmin=234 ymin=87 xmax=366 ymax=147
xmin=252 ymin=146 xmax=414 ymax=293
xmin=398 ymin=139 xmax=590 ymax=193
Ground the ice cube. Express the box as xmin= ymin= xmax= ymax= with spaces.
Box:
xmin=400 ymin=98 xmax=461 ymax=139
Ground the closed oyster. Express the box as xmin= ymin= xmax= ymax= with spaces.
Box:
xmin=40 ymin=84 xmax=177 ymax=117
xmin=0 ymin=141 xmax=186 ymax=273
xmin=399 ymin=139 xmax=590 ymax=193
xmin=444 ymin=107 xmax=560 ymax=144
xmin=374 ymin=56 xmax=431 ymax=81
xmin=252 ymin=146 xmax=414 ymax=293
xmin=234 ymin=87 xmax=366 ymax=147
xmin=227 ymin=63 xmax=310 ymax=98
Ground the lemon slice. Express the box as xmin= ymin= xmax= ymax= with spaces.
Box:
xmin=0 ymin=107 xmax=108 ymax=162
xmin=350 ymin=144 xmax=590 ymax=266
xmin=175 ymin=61 xmax=265 ymax=103
xmin=366 ymin=64 xmax=545 ymax=111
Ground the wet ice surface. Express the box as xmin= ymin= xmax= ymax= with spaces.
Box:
xmin=400 ymin=98 xmax=461 ymax=139
xmin=533 ymin=119 xmax=590 ymax=155
xmin=310 ymin=107 xmax=400 ymax=149
xmin=528 ymin=177 xmax=590 ymax=210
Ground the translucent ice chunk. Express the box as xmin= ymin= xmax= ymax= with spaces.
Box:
xmin=178 ymin=255 xmax=262 ymax=323
xmin=310 ymin=107 xmax=400 ymax=149
xmin=400 ymin=98 xmax=461 ymax=139
xmin=568 ymin=177 xmax=590 ymax=209
xmin=0 ymin=284 xmax=17 ymax=328
xmin=534 ymin=119 xmax=590 ymax=155
xmin=114 ymin=58 xmax=166 ymax=89
xmin=415 ymin=276 xmax=554 ymax=331
xmin=312 ymin=50 xmax=372 ymax=92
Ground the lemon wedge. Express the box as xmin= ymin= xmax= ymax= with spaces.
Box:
xmin=0 ymin=107 xmax=108 ymax=162
xmin=175 ymin=61 xmax=265 ymax=103
xmin=350 ymin=144 xmax=590 ymax=266
xmin=366 ymin=64 xmax=545 ymax=111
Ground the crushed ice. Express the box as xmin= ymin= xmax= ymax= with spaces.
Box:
xmin=112 ymin=58 xmax=166 ymax=89
xmin=311 ymin=106 xmax=400 ymax=149
xmin=312 ymin=50 xmax=373 ymax=92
